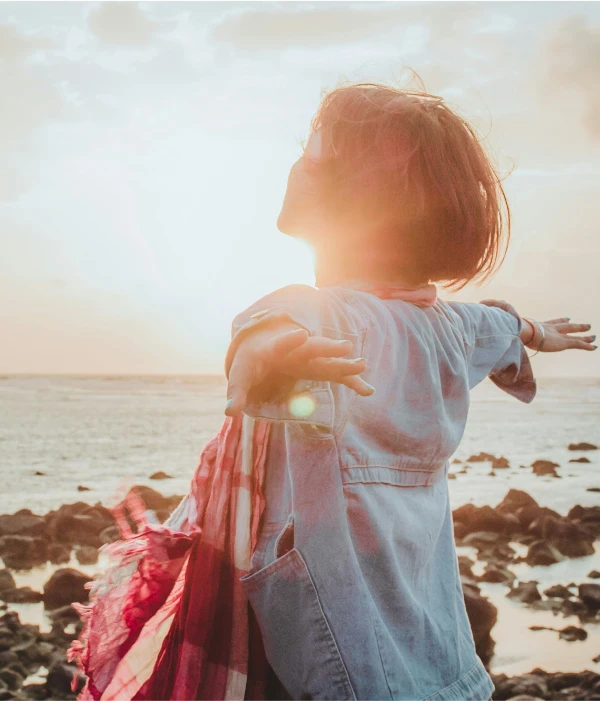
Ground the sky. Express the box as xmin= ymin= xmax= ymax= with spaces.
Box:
xmin=1 ymin=1 xmax=599 ymax=377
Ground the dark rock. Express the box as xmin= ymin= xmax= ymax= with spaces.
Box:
xmin=568 ymin=442 xmax=598 ymax=451
xmin=492 ymin=456 xmax=510 ymax=469
xmin=507 ymin=581 xmax=542 ymax=604
xmin=466 ymin=452 xmax=497 ymax=463
xmin=75 ymin=546 xmax=98 ymax=565
xmin=538 ymin=517 xmax=596 ymax=558
xmin=531 ymin=460 xmax=559 ymax=477
xmin=46 ymin=502 xmax=114 ymax=548
xmin=524 ymin=540 xmax=564 ymax=566
xmin=150 ymin=471 xmax=172 ymax=480
xmin=47 ymin=543 xmax=70 ymax=565
xmin=0 ymin=536 xmax=47 ymax=569
xmin=0 ymin=587 xmax=43 ymax=604
xmin=43 ymin=568 xmax=92 ymax=610
xmin=0 ymin=572 xmax=15 ymax=593
xmin=127 ymin=485 xmax=182 ymax=514
xmin=560 ymin=598 xmax=589 ymax=617
xmin=452 ymin=504 xmax=510 ymax=535
xmin=579 ymin=583 xmax=600 ymax=611
xmin=492 ymin=672 xmax=547 ymax=700
xmin=451 ymin=458 xmax=461 ymax=464
xmin=99 ymin=525 xmax=120 ymax=545
xmin=547 ymin=672 xmax=589 ymax=692
xmin=588 ymin=570 xmax=600 ymax=579
xmin=462 ymin=580 xmax=497 ymax=666
xmin=457 ymin=556 xmax=475 ymax=579
xmin=543 ymin=584 xmax=573 ymax=599
xmin=488 ymin=470 xmax=496 ymax=477
xmin=496 ymin=490 xmax=539 ymax=516
xmin=34 ymin=471 xmax=46 ymax=476
xmin=479 ymin=565 xmax=516 ymax=585
xmin=21 ymin=682 xmax=49 ymax=700
xmin=77 ymin=485 xmax=90 ymax=492
xmin=453 ymin=522 xmax=467 ymax=540
xmin=0 ymin=513 xmax=45 ymax=538
xmin=559 ymin=625 xmax=588 ymax=641
xmin=569 ymin=456 xmax=591 ymax=463
xmin=0 ymin=668 xmax=24 ymax=692
xmin=593 ymin=653 xmax=600 ymax=663
xmin=447 ymin=473 xmax=456 ymax=480
xmin=46 ymin=661 xmax=84 ymax=697
xmin=49 ymin=605 xmax=81 ymax=625
xmin=587 ymin=487 xmax=600 ymax=493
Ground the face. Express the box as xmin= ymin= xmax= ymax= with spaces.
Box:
xmin=277 ymin=131 xmax=326 ymax=240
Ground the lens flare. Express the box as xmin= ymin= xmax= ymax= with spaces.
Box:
xmin=288 ymin=394 xmax=316 ymax=418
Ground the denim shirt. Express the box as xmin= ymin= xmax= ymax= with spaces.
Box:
xmin=230 ymin=284 xmax=535 ymax=701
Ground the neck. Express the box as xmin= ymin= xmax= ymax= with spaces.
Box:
xmin=313 ymin=242 xmax=424 ymax=288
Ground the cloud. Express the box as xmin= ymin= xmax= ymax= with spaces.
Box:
xmin=88 ymin=2 xmax=171 ymax=47
xmin=0 ymin=23 xmax=68 ymax=200
xmin=209 ymin=2 xmax=481 ymax=52
xmin=542 ymin=15 xmax=600 ymax=139
xmin=0 ymin=22 xmax=55 ymax=61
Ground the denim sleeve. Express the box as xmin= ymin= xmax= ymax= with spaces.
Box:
xmin=448 ymin=301 xmax=537 ymax=403
xmin=225 ymin=285 xmax=367 ymax=431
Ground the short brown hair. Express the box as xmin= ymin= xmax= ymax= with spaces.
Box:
xmin=306 ymin=83 xmax=510 ymax=290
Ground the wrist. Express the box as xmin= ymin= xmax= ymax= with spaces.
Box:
xmin=520 ymin=318 xmax=536 ymax=347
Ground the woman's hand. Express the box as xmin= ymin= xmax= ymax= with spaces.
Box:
xmin=528 ymin=317 xmax=596 ymax=353
xmin=225 ymin=323 xmax=374 ymax=417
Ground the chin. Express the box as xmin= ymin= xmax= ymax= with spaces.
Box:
xmin=276 ymin=210 xmax=297 ymax=237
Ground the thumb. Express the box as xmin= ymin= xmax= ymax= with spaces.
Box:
xmin=225 ymin=356 xmax=254 ymax=417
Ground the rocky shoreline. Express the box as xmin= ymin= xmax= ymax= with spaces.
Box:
xmin=0 ymin=445 xmax=599 ymax=700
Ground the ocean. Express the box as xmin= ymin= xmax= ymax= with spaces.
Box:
xmin=1 ymin=374 xmax=599 ymax=677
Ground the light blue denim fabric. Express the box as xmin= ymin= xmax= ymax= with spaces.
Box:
xmin=232 ymin=285 xmax=536 ymax=701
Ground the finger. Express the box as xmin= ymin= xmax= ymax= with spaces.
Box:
xmin=544 ymin=317 xmax=569 ymax=324
xmin=573 ymin=335 xmax=596 ymax=344
xmin=555 ymin=323 xmax=592 ymax=334
xmin=225 ymin=358 xmax=254 ymax=416
xmin=565 ymin=338 xmax=597 ymax=351
xmin=266 ymin=328 xmax=309 ymax=358
xmin=287 ymin=337 xmax=353 ymax=362
xmin=302 ymin=357 xmax=367 ymax=381
xmin=340 ymin=375 xmax=376 ymax=396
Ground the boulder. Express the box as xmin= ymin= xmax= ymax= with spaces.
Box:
xmin=46 ymin=660 xmax=85 ymax=697
xmin=466 ymin=452 xmax=496 ymax=463
xmin=496 ymin=490 xmax=539 ymax=515
xmin=0 ymin=587 xmax=43 ymax=604
xmin=543 ymin=584 xmax=573 ymax=599
xmin=0 ymin=667 xmax=24 ymax=691
xmin=578 ymin=583 xmax=600 ymax=611
xmin=524 ymin=540 xmax=564 ymax=567
xmin=559 ymin=625 xmax=588 ymax=641
xmin=492 ymin=672 xmax=548 ymax=700
xmin=462 ymin=580 xmax=497 ymax=666
xmin=544 ymin=519 xmax=596 ymax=558
xmin=0 ymin=572 xmax=15 ymax=593
xmin=47 ymin=543 xmax=71 ymax=565
xmin=507 ymin=581 xmax=542 ymax=604
xmin=479 ymin=564 xmax=516 ymax=585
xmin=150 ymin=471 xmax=172 ymax=480
xmin=99 ymin=525 xmax=120 ymax=545
xmin=47 ymin=502 xmax=114 ymax=548
xmin=127 ymin=485 xmax=182 ymax=514
xmin=492 ymin=456 xmax=510 ymax=469
xmin=568 ymin=442 xmax=597 ymax=451
xmin=0 ymin=536 xmax=48 ymax=569
xmin=75 ymin=545 xmax=98 ymax=565
xmin=0 ymin=513 xmax=46 ymax=538
xmin=531 ymin=460 xmax=559 ymax=477
xmin=452 ymin=504 xmax=510 ymax=535
xmin=43 ymin=568 xmax=92 ymax=610
xmin=588 ymin=570 xmax=600 ymax=579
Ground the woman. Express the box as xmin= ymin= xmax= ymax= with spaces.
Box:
xmin=73 ymin=83 xmax=595 ymax=701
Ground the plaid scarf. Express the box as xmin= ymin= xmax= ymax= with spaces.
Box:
xmin=69 ymin=414 xmax=271 ymax=701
